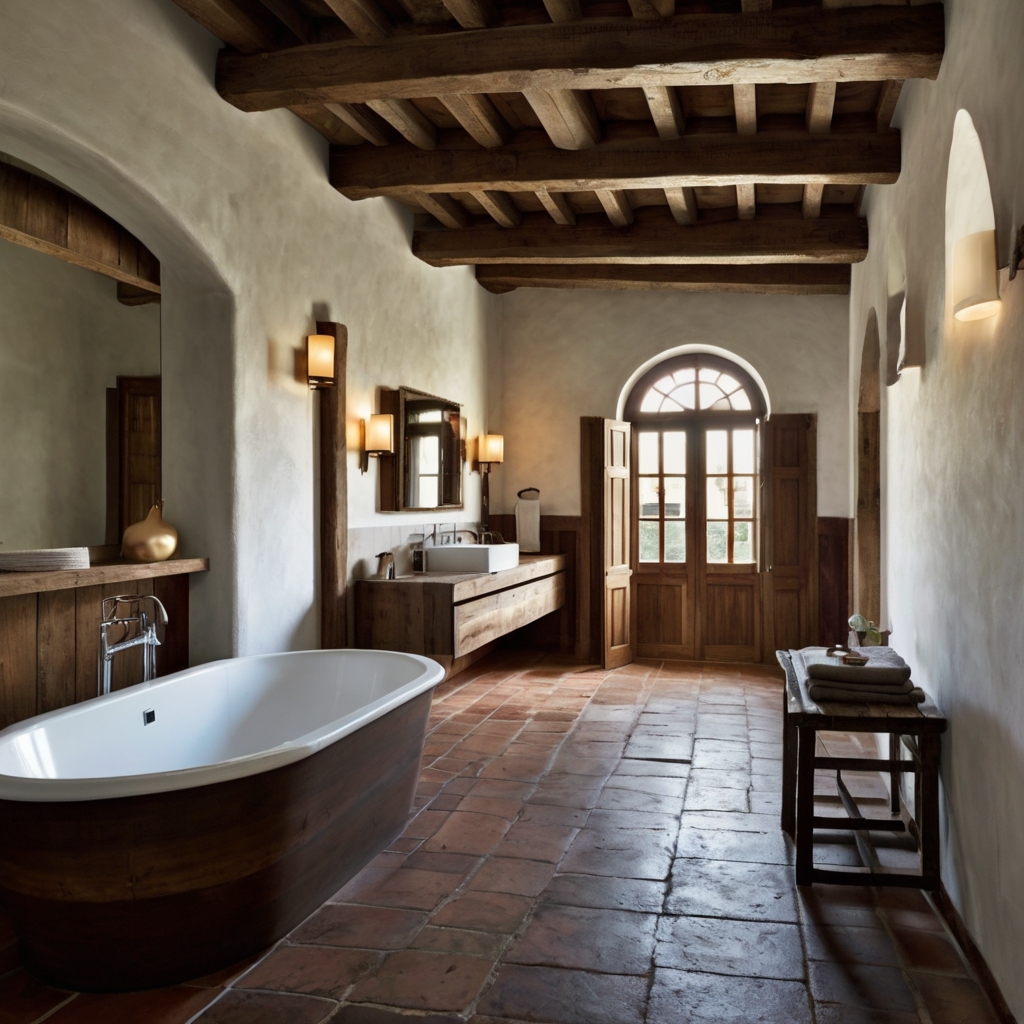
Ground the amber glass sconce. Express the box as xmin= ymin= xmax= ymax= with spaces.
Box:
xmin=478 ymin=434 xmax=503 ymax=528
xmin=361 ymin=413 xmax=394 ymax=473
xmin=306 ymin=334 xmax=336 ymax=388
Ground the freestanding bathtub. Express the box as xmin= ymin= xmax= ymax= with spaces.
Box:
xmin=0 ymin=648 xmax=444 ymax=991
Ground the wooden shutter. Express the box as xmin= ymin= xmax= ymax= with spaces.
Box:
xmin=583 ymin=417 xmax=633 ymax=669
xmin=761 ymin=413 xmax=818 ymax=656
xmin=117 ymin=376 xmax=161 ymax=535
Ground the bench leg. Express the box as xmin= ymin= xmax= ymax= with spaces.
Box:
xmin=795 ymin=725 xmax=816 ymax=886
xmin=782 ymin=694 xmax=797 ymax=838
xmin=889 ymin=732 xmax=901 ymax=814
xmin=920 ymin=732 xmax=941 ymax=885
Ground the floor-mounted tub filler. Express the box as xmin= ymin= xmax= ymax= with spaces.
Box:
xmin=0 ymin=649 xmax=445 ymax=991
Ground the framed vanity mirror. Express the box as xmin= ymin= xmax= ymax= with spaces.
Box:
xmin=378 ymin=387 xmax=464 ymax=512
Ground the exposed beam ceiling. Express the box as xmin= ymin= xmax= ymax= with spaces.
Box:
xmin=216 ymin=6 xmax=944 ymax=111
xmin=413 ymin=209 xmax=868 ymax=266
xmin=331 ymin=132 xmax=901 ymax=199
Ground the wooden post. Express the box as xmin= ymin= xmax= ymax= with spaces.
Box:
xmin=317 ymin=321 xmax=348 ymax=650
xmin=795 ymin=724 xmax=816 ymax=885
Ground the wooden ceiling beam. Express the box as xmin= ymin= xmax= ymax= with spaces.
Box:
xmin=257 ymin=0 xmax=317 ymax=43
xmin=523 ymin=88 xmax=601 ymax=150
xmin=330 ymin=131 xmax=901 ymax=197
xmin=643 ymin=86 xmax=685 ymax=142
xmin=412 ymin=209 xmax=869 ymax=265
xmin=542 ymin=0 xmax=581 ymax=20
xmin=441 ymin=0 xmax=495 ymax=28
xmin=415 ymin=191 xmax=473 ymax=228
xmin=596 ymin=190 xmax=634 ymax=227
xmin=321 ymin=0 xmax=393 ymax=42
xmin=440 ymin=94 xmax=513 ymax=147
xmin=171 ymin=0 xmax=282 ymax=51
xmin=474 ymin=262 xmax=851 ymax=294
xmin=471 ymin=190 xmax=522 ymax=227
xmin=324 ymin=101 xmax=394 ymax=145
xmin=736 ymin=183 xmax=756 ymax=221
xmin=664 ymin=186 xmax=697 ymax=225
xmin=537 ymin=189 xmax=576 ymax=226
xmin=733 ymin=84 xmax=757 ymax=135
xmin=803 ymin=81 xmax=836 ymax=218
xmin=216 ymin=5 xmax=945 ymax=110
xmin=366 ymin=99 xmax=437 ymax=148
xmin=876 ymin=79 xmax=905 ymax=131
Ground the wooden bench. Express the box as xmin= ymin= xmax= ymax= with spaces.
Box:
xmin=777 ymin=650 xmax=947 ymax=889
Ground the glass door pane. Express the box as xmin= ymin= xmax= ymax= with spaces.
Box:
xmin=636 ymin=430 xmax=687 ymax=566
xmin=704 ymin=426 xmax=757 ymax=564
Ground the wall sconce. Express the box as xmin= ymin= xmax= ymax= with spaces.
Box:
xmin=952 ymin=230 xmax=1002 ymax=321
xmin=361 ymin=413 xmax=394 ymax=473
xmin=478 ymin=434 xmax=503 ymax=527
xmin=306 ymin=334 xmax=336 ymax=388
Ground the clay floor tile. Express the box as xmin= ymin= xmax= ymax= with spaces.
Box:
xmin=595 ymin=787 xmax=684 ymax=816
xmin=665 ymin=858 xmax=798 ymax=923
xmin=675 ymin=823 xmax=793 ymax=865
xmin=623 ymin=735 xmax=695 ymax=761
xmin=904 ymin=970 xmax=1000 ymax=1024
xmin=807 ymin=961 xmax=918 ymax=1013
xmin=585 ymin=808 xmax=681 ymax=832
xmin=403 ymin=850 xmax=481 ymax=876
xmin=457 ymin=796 xmax=524 ymax=820
xmin=184 ymin=953 xmax=267 ymax=989
xmin=469 ymin=856 xmax=557 ymax=897
xmin=344 ymin=868 xmax=463 ymax=912
xmin=402 ymin=810 xmax=450 ymax=840
xmin=412 ymin=925 xmax=506 ymax=959
xmin=559 ymin=826 xmax=675 ymax=880
xmin=42 ymin=987 xmax=217 ymax=1024
xmin=689 ymin=767 xmax=753 ymax=790
xmin=478 ymin=756 xmax=552 ymax=784
xmin=442 ymin=776 xmax=479 ymax=796
xmin=801 ymin=923 xmax=903 ymax=967
xmin=333 ymin=1007 xmax=463 ymax=1024
xmin=348 ymin=949 xmax=493 ymax=1012
xmin=431 ymin=758 xmax=476 ymax=775
xmin=888 ymin=927 xmax=967 ymax=973
xmin=812 ymin=1006 xmax=921 ymax=1024
xmin=528 ymin=775 xmax=606 ymax=809
xmin=542 ymin=872 xmax=666 ymax=913
xmin=430 ymin=793 xmax=466 ymax=811
xmin=422 ymin=811 xmax=512 ymax=856
xmin=478 ymin=964 xmax=647 ymax=1024
xmin=506 ymin=903 xmax=658 ymax=974
xmin=655 ymin=916 xmax=805 ymax=980
xmin=291 ymin=904 xmax=427 ymax=950
xmin=798 ymin=885 xmax=888 ymax=930
xmin=684 ymin=781 xmax=751 ymax=813
xmin=236 ymin=945 xmax=383 ymax=999
xmin=690 ymin=740 xmax=751 ymax=770
xmin=750 ymin=791 xmax=783 ymax=814
xmin=519 ymin=802 xmax=590 ymax=828
xmin=431 ymin=890 xmax=534 ymax=933
xmin=386 ymin=837 xmax=423 ymax=854
xmin=647 ymin=968 xmax=812 ymax=1024
xmin=196 ymin=989 xmax=337 ymax=1023
xmin=467 ymin=778 xmax=535 ymax=800
xmin=496 ymin=821 xmax=580 ymax=862
xmin=751 ymin=757 xmax=783 ymax=776
xmin=546 ymin=755 xmax=620 ymax=778
xmin=694 ymin=716 xmax=750 ymax=742
xmin=450 ymin=734 xmax=516 ymax=759
xmin=603 ymin=773 xmax=687 ymax=797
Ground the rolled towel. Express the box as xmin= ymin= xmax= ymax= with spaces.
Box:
xmin=802 ymin=646 xmax=911 ymax=685
xmin=515 ymin=489 xmax=541 ymax=553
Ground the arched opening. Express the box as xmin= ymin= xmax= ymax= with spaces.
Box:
xmin=856 ymin=310 xmax=881 ymax=629
xmin=624 ymin=352 xmax=767 ymax=662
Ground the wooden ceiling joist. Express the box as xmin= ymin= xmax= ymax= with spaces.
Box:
xmin=216 ymin=6 xmax=944 ymax=111
xmin=412 ymin=209 xmax=869 ymax=266
xmin=330 ymin=131 xmax=901 ymax=199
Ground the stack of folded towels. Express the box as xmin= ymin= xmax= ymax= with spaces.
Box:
xmin=792 ymin=646 xmax=926 ymax=705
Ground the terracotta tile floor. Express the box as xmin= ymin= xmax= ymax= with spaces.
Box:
xmin=0 ymin=654 xmax=1003 ymax=1024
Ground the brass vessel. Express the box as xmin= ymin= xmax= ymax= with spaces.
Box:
xmin=122 ymin=504 xmax=179 ymax=563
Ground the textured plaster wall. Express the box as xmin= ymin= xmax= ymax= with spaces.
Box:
xmin=0 ymin=0 xmax=494 ymax=661
xmin=850 ymin=0 xmax=1024 ymax=1013
xmin=495 ymin=290 xmax=851 ymax=517
xmin=0 ymin=238 xmax=161 ymax=550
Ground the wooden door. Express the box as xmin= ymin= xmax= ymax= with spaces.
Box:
xmin=761 ymin=413 xmax=818 ymax=656
xmin=583 ymin=418 xmax=633 ymax=669
xmin=699 ymin=422 xmax=761 ymax=662
xmin=116 ymin=376 xmax=161 ymax=535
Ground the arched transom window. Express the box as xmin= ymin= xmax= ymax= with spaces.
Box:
xmin=638 ymin=365 xmax=755 ymax=414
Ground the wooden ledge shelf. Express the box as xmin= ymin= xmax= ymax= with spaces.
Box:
xmin=0 ymin=558 xmax=209 ymax=599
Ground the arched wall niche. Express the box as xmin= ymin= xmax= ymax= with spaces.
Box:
xmin=855 ymin=310 xmax=881 ymax=627
xmin=0 ymin=104 xmax=239 ymax=664
xmin=945 ymin=109 xmax=1002 ymax=325
xmin=616 ymin=343 xmax=772 ymax=422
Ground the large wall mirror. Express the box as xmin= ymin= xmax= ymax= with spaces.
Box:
xmin=0 ymin=154 xmax=162 ymax=556
xmin=379 ymin=387 xmax=464 ymax=512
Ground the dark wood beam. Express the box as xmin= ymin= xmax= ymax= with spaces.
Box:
xmin=331 ymin=131 xmax=901 ymax=198
xmin=171 ymin=0 xmax=281 ymax=52
xmin=216 ymin=5 xmax=944 ymax=110
xmin=475 ymin=263 xmax=851 ymax=294
xmin=413 ymin=208 xmax=869 ymax=265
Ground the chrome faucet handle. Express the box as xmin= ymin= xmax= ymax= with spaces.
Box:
xmin=102 ymin=594 xmax=168 ymax=627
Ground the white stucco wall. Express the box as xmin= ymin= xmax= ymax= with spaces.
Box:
xmin=0 ymin=0 xmax=495 ymax=660
xmin=850 ymin=0 xmax=1024 ymax=1014
xmin=0 ymin=238 xmax=161 ymax=550
xmin=494 ymin=290 xmax=851 ymax=517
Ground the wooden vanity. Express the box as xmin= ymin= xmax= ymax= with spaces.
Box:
xmin=0 ymin=558 xmax=208 ymax=729
xmin=355 ymin=554 xmax=565 ymax=677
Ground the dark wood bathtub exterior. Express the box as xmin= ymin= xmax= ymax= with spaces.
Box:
xmin=0 ymin=689 xmax=432 ymax=991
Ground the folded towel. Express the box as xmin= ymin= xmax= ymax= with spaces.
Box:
xmin=516 ymin=492 xmax=541 ymax=553
xmin=808 ymin=683 xmax=926 ymax=705
xmin=802 ymin=646 xmax=911 ymax=685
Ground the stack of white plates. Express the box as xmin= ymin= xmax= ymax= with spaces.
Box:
xmin=0 ymin=547 xmax=91 ymax=572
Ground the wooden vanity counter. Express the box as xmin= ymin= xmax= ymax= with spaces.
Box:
xmin=0 ymin=557 xmax=209 ymax=729
xmin=355 ymin=554 xmax=565 ymax=677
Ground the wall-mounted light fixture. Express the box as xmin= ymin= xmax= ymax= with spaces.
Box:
xmin=478 ymin=434 xmax=504 ymax=528
xmin=361 ymin=413 xmax=394 ymax=473
xmin=952 ymin=230 xmax=1002 ymax=321
xmin=306 ymin=334 xmax=336 ymax=388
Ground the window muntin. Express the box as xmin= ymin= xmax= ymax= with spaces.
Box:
xmin=637 ymin=430 xmax=686 ymax=564
xmin=705 ymin=428 xmax=756 ymax=564
xmin=638 ymin=365 xmax=754 ymax=414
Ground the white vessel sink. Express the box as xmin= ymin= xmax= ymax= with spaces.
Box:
xmin=425 ymin=543 xmax=520 ymax=574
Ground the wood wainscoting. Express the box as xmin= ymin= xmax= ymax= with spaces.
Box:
xmin=818 ymin=516 xmax=853 ymax=647
xmin=0 ymin=559 xmax=207 ymax=730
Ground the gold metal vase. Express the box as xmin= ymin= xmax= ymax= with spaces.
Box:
xmin=122 ymin=503 xmax=179 ymax=563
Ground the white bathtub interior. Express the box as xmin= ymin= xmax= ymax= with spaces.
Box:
xmin=0 ymin=650 xmax=442 ymax=797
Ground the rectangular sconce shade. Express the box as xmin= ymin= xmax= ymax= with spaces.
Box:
xmin=952 ymin=230 xmax=1001 ymax=321
xmin=479 ymin=434 xmax=504 ymax=464
xmin=307 ymin=334 xmax=336 ymax=386
xmin=366 ymin=413 xmax=394 ymax=455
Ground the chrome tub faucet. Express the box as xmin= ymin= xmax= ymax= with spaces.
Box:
xmin=98 ymin=594 xmax=168 ymax=697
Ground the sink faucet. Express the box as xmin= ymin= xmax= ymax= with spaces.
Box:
xmin=98 ymin=594 xmax=168 ymax=697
